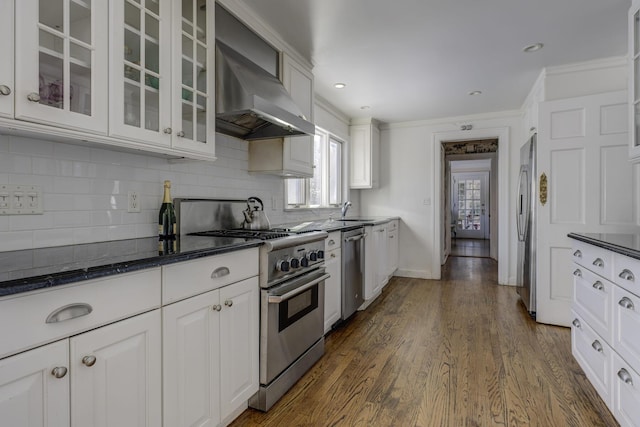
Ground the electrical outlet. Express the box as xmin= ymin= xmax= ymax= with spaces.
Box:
xmin=0 ymin=185 xmax=43 ymax=215
xmin=128 ymin=191 xmax=141 ymax=213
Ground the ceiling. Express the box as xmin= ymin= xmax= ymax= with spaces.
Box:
xmin=237 ymin=0 xmax=630 ymax=124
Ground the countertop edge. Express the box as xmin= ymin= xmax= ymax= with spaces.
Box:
xmin=567 ymin=233 xmax=640 ymax=261
xmin=0 ymin=241 xmax=263 ymax=298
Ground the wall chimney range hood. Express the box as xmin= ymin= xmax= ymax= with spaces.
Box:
xmin=215 ymin=42 xmax=315 ymax=140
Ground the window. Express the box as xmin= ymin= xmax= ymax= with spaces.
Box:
xmin=286 ymin=127 xmax=343 ymax=208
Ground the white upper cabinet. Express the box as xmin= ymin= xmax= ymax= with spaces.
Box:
xmin=630 ymin=0 xmax=640 ymax=161
xmin=350 ymin=119 xmax=380 ymax=189
xmin=282 ymin=53 xmax=315 ymax=176
xmin=0 ymin=0 xmax=14 ymax=119
xmin=15 ymin=0 xmax=109 ymax=133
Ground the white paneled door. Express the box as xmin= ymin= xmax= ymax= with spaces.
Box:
xmin=452 ymin=172 xmax=489 ymax=239
xmin=537 ymin=91 xmax=637 ymax=326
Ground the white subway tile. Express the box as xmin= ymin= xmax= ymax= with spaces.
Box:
xmin=9 ymin=213 xmax=55 ymax=231
xmin=73 ymin=227 xmax=108 ymax=244
xmin=53 ymin=211 xmax=92 ymax=228
xmin=0 ymin=231 xmax=33 ymax=251
xmin=54 ymin=176 xmax=92 ymax=194
xmin=53 ymin=142 xmax=92 ymax=162
xmin=135 ymin=223 xmax=157 ymax=238
xmin=106 ymin=224 xmax=137 ymax=241
xmin=33 ymin=228 xmax=73 ymax=248
xmin=92 ymin=210 xmax=122 ymax=226
xmin=90 ymin=147 xmax=123 ymax=165
xmin=0 ymin=216 xmax=8 ymax=231
xmin=9 ymin=136 xmax=54 ymax=157
xmin=44 ymin=193 xmax=75 ymax=211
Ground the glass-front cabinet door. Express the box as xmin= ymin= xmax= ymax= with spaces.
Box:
xmin=110 ymin=0 xmax=171 ymax=146
xmin=630 ymin=0 xmax=640 ymax=161
xmin=15 ymin=0 xmax=108 ymax=133
xmin=0 ymin=0 xmax=13 ymax=119
xmin=171 ymin=0 xmax=215 ymax=156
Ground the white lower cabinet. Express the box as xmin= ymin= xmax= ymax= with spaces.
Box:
xmin=386 ymin=220 xmax=399 ymax=280
xmin=163 ymin=277 xmax=259 ymax=427
xmin=363 ymin=223 xmax=388 ymax=306
xmin=324 ymin=231 xmax=342 ymax=333
xmin=613 ymin=352 xmax=640 ymax=426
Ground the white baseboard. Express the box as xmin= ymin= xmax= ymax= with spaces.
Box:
xmin=394 ymin=269 xmax=431 ymax=279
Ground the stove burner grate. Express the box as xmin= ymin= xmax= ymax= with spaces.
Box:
xmin=189 ymin=229 xmax=291 ymax=240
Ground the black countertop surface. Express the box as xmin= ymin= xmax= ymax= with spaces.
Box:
xmin=567 ymin=232 xmax=640 ymax=260
xmin=0 ymin=236 xmax=263 ymax=298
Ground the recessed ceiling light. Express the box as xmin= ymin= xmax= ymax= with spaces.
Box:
xmin=360 ymin=105 xmax=370 ymax=110
xmin=523 ymin=43 xmax=544 ymax=53
xmin=334 ymin=83 xmax=346 ymax=89
xmin=468 ymin=90 xmax=482 ymax=96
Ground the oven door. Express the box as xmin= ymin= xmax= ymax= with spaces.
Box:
xmin=260 ymin=268 xmax=329 ymax=385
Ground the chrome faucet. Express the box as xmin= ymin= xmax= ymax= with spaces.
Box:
xmin=341 ymin=201 xmax=352 ymax=218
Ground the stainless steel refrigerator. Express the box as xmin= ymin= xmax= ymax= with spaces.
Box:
xmin=516 ymin=134 xmax=537 ymax=318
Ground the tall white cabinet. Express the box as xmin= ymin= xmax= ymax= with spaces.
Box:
xmin=350 ymin=119 xmax=380 ymax=189
xmin=0 ymin=0 xmax=14 ymax=119
xmin=324 ymin=231 xmax=342 ymax=333
xmin=629 ymin=0 xmax=640 ymax=161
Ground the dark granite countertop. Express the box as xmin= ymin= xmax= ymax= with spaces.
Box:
xmin=0 ymin=236 xmax=263 ymax=298
xmin=274 ymin=216 xmax=400 ymax=233
xmin=567 ymin=232 xmax=640 ymax=260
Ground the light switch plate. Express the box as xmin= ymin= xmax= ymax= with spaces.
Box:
xmin=0 ymin=184 xmax=43 ymax=215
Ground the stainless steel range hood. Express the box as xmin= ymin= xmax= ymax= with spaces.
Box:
xmin=215 ymin=42 xmax=315 ymax=140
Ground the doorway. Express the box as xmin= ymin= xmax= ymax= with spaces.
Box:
xmin=451 ymin=171 xmax=489 ymax=240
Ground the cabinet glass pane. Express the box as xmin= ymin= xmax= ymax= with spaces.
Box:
xmin=40 ymin=0 xmax=64 ymax=32
xmin=145 ymin=87 xmax=159 ymax=131
xmin=70 ymin=0 xmax=91 ymax=44
xmin=124 ymin=65 xmax=141 ymax=82
xmin=196 ymin=4 xmax=206 ymax=39
xmin=182 ymin=102 xmax=194 ymax=139
xmin=636 ymin=12 xmax=640 ymax=56
xmin=182 ymin=0 xmax=193 ymax=22
xmin=124 ymin=82 xmax=141 ymax=126
xmin=196 ymin=96 xmax=206 ymax=143
xmin=39 ymin=53 xmax=64 ymax=109
xmin=146 ymin=0 xmax=159 ymax=15
xmin=636 ymin=57 xmax=640 ymax=102
xmin=125 ymin=29 xmax=141 ymax=64
xmin=145 ymin=39 xmax=159 ymax=73
xmin=197 ymin=45 xmax=206 ymax=92
xmin=124 ymin=1 xmax=141 ymax=31
xmin=70 ymin=60 xmax=91 ymax=115
xmin=635 ymin=104 xmax=640 ymax=148
xmin=145 ymin=13 xmax=159 ymax=40
xmin=182 ymin=58 xmax=193 ymax=86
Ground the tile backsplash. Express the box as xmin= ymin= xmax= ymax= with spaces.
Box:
xmin=0 ymin=133 xmax=341 ymax=252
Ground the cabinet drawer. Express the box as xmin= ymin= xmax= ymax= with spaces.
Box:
xmin=573 ymin=265 xmax=613 ymax=345
xmin=572 ymin=242 xmax=613 ymax=281
xmin=613 ymin=352 xmax=640 ymax=427
xmin=614 ymin=253 xmax=640 ymax=297
xmin=387 ymin=220 xmax=398 ymax=232
xmin=613 ymin=286 xmax=640 ymax=374
xmin=0 ymin=269 xmax=161 ymax=359
xmin=162 ymin=248 xmax=259 ymax=304
xmin=325 ymin=231 xmax=341 ymax=251
xmin=571 ymin=311 xmax=613 ymax=409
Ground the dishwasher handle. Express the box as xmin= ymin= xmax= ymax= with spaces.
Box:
xmin=345 ymin=233 xmax=367 ymax=243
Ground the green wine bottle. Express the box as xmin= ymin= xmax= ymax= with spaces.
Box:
xmin=158 ymin=180 xmax=176 ymax=239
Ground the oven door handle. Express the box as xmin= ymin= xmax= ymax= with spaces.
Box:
xmin=344 ymin=233 xmax=367 ymax=243
xmin=268 ymin=273 xmax=330 ymax=304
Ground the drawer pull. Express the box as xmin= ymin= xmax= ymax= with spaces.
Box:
xmin=82 ymin=355 xmax=97 ymax=367
xmin=0 ymin=85 xmax=11 ymax=96
xmin=224 ymin=300 xmax=233 ymax=307
xmin=212 ymin=304 xmax=222 ymax=312
xmin=617 ymin=368 xmax=634 ymax=385
xmin=573 ymin=250 xmax=582 ymax=258
xmin=573 ymin=269 xmax=582 ymax=277
xmin=328 ymin=239 xmax=335 ymax=245
xmin=592 ymin=258 xmax=604 ymax=268
xmin=211 ymin=267 xmax=230 ymax=279
xmin=51 ymin=367 xmax=68 ymax=379
xmin=45 ymin=303 xmax=93 ymax=324
xmin=618 ymin=297 xmax=635 ymax=310
xmin=572 ymin=318 xmax=581 ymax=328
xmin=592 ymin=281 xmax=604 ymax=292
xmin=591 ymin=340 xmax=603 ymax=353
xmin=619 ymin=269 xmax=635 ymax=282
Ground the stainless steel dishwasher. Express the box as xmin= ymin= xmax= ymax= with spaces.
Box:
xmin=341 ymin=227 xmax=365 ymax=319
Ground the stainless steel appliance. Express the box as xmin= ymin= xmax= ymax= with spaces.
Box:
xmin=175 ymin=199 xmax=329 ymax=412
xmin=516 ymin=134 xmax=537 ymax=318
xmin=341 ymin=227 xmax=365 ymax=319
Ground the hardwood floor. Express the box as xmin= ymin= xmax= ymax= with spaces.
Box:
xmin=450 ymin=238 xmax=491 ymax=258
xmin=230 ymin=257 xmax=618 ymax=427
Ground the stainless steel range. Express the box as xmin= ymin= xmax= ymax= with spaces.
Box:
xmin=176 ymin=199 xmax=329 ymax=411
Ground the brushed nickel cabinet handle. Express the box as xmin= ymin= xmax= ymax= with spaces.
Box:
xmin=46 ymin=303 xmax=93 ymax=323
xmin=163 ymin=127 xmax=172 ymax=134
xmin=572 ymin=318 xmax=581 ymax=328
xmin=82 ymin=355 xmax=97 ymax=367
xmin=51 ymin=367 xmax=68 ymax=378
xmin=592 ymin=281 xmax=604 ymax=292
xmin=618 ymin=297 xmax=635 ymax=310
xmin=328 ymin=239 xmax=335 ymax=245
xmin=224 ymin=300 xmax=233 ymax=307
xmin=591 ymin=340 xmax=603 ymax=353
xmin=573 ymin=250 xmax=582 ymax=258
xmin=0 ymin=85 xmax=11 ymax=96
xmin=27 ymin=92 xmax=41 ymax=102
xmin=619 ymin=269 xmax=635 ymax=282
xmin=177 ymin=131 xmax=185 ymax=137
xmin=211 ymin=267 xmax=230 ymax=279
xmin=618 ymin=368 xmax=634 ymax=385
xmin=592 ymin=258 xmax=604 ymax=268
xmin=573 ymin=269 xmax=582 ymax=277
xmin=212 ymin=304 xmax=222 ymax=312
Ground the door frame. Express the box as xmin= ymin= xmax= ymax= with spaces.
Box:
xmin=433 ymin=127 xmax=510 ymax=284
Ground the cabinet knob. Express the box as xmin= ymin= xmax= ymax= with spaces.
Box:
xmin=0 ymin=85 xmax=11 ymax=96
xmin=592 ymin=258 xmax=604 ymax=268
xmin=224 ymin=300 xmax=233 ymax=307
xmin=27 ymin=92 xmax=41 ymax=103
xmin=177 ymin=131 xmax=185 ymax=137
xmin=82 ymin=355 xmax=97 ymax=367
xmin=212 ymin=304 xmax=222 ymax=312
xmin=51 ymin=366 xmax=68 ymax=379
xmin=591 ymin=340 xmax=603 ymax=353
xmin=573 ymin=249 xmax=582 ymax=258
xmin=163 ymin=127 xmax=172 ymax=134
xmin=618 ymin=368 xmax=634 ymax=385
xmin=592 ymin=281 xmax=604 ymax=292
xmin=618 ymin=297 xmax=635 ymax=310
xmin=572 ymin=318 xmax=581 ymax=329
xmin=573 ymin=269 xmax=582 ymax=277
xmin=619 ymin=269 xmax=635 ymax=282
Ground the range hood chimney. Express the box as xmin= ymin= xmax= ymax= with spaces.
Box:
xmin=215 ymin=42 xmax=315 ymax=140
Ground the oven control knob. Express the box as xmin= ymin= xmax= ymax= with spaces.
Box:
xmin=300 ymin=256 xmax=309 ymax=268
xmin=276 ymin=260 xmax=290 ymax=272
xmin=309 ymin=251 xmax=318 ymax=261
xmin=290 ymin=258 xmax=300 ymax=269
xmin=317 ymin=250 xmax=325 ymax=259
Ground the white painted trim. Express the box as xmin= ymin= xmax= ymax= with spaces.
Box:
xmin=544 ymin=56 xmax=627 ymax=76
xmin=394 ymin=269 xmax=431 ymax=279
xmin=432 ymin=127 xmax=510 ymax=284
xmin=314 ymin=95 xmax=351 ymax=126
xmin=521 ymin=68 xmax=546 ymax=111
xmin=381 ymin=110 xmax=522 ymax=130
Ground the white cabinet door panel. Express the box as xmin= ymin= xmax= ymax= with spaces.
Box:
xmin=613 ymin=286 xmax=640 ymax=374
xmin=324 ymin=248 xmax=342 ymax=333
xmin=71 ymin=310 xmax=161 ymax=427
xmin=0 ymin=0 xmax=13 ymax=118
xmin=0 ymin=340 xmax=69 ymax=427
xmin=613 ymin=353 xmax=640 ymax=427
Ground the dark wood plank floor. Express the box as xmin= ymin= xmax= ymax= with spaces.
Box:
xmin=230 ymin=257 xmax=618 ymax=427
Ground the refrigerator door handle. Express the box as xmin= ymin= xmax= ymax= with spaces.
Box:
xmin=516 ymin=168 xmax=527 ymax=242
